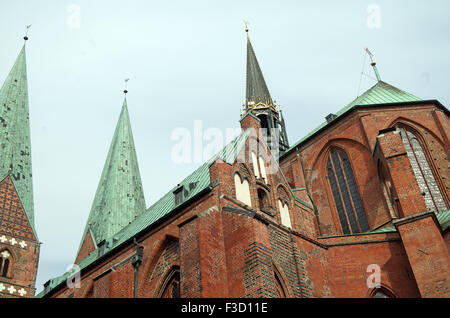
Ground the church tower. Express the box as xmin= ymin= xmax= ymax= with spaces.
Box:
xmin=0 ymin=32 xmax=40 ymax=297
xmin=242 ymin=25 xmax=289 ymax=155
xmin=75 ymin=93 xmax=146 ymax=263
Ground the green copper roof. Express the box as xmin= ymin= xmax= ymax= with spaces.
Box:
xmin=246 ymin=37 xmax=271 ymax=103
xmin=77 ymin=98 xmax=146 ymax=253
xmin=0 ymin=44 xmax=36 ymax=235
xmin=368 ymin=209 xmax=450 ymax=234
xmin=283 ymin=81 xmax=422 ymax=155
xmin=39 ymin=129 xmax=252 ymax=297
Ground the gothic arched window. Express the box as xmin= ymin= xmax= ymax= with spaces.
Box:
xmin=234 ymin=173 xmax=252 ymax=207
xmin=273 ymin=269 xmax=287 ymax=298
xmin=397 ymin=126 xmax=448 ymax=213
xmin=326 ymin=148 xmax=369 ymax=234
xmin=0 ymin=250 xmax=12 ymax=277
xmin=278 ymin=199 xmax=292 ymax=228
xmin=370 ymin=287 xmax=396 ymax=298
xmin=160 ymin=268 xmax=180 ymax=298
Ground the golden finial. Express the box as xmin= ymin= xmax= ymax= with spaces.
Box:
xmin=244 ymin=20 xmax=250 ymax=38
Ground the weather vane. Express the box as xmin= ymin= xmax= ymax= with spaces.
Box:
xmin=364 ymin=47 xmax=375 ymax=64
xmin=24 ymin=25 xmax=31 ymax=41
xmin=244 ymin=20 xmax=250 ymax=35
xmin=124 ymin=78 xmax=130 ymax=94
xmin=364 ymin=47 xmax=381 ymax=81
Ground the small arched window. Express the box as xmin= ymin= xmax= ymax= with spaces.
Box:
xmin=326 ymin=148 xmax=369 ymax=234
xmin=0 ymin=250 xmax=12 ymax=278
xmin=397 ymin=126 xmax=448 ymax=213
xmin=234 ymin=173 xmax=252 ymax=207
xmin=278 ymin=199 xmax=292 ymax=228
xmin=160 ymin=268 xmax=180 ymax=298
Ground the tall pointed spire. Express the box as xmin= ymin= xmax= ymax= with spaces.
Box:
xmin=78 ymin=96 xmax=146 ymax=251
xmin=246 ymin=35 xmax=273 ymax=106
xmin=242 ymin=24 xmax=289 ymax=154
xmin=0 ymin=40 xmax=36 ymax=230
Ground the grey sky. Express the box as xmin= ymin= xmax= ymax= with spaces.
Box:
xmin=1 ymin=0 xmax=449 ymax=293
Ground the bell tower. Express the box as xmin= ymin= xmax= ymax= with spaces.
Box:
xmin=242 ymin=23 xmax=289 ymax=156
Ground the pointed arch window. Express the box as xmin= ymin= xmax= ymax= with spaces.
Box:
xmin=273 ymin=268 xmax=287 ymax=298
xmin=234 ymin=173 xmax=252 ymax=207
xmin=397 ymin=126 xmax=448 ymax=213
xmin=326 ymin=148 xmax=369 ymax=234
xmin=160 ymin=267 xmax=180 ymax=298
xmin=370 ymin=287 xmax=396 ymax=298
xmin=278 ymin=199 xmax=292 ymax=228
xmin=251 ymin=151 xmax=268 ymax=183
xmin=0 ymin=250 xmax=12 ymax=278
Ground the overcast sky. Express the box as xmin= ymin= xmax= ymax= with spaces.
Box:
xmin=1 ymin=0 xmax=449 ymax=294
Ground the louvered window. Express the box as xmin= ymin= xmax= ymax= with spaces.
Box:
xmin=326 ymin=148 xmax=369 ymax=234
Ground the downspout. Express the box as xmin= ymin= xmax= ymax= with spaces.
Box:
xmin=132 ymin=238 xmax=143 ymax=298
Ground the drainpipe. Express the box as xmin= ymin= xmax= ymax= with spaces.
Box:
xmin=131 ymin=238 xmax=143 ymax=298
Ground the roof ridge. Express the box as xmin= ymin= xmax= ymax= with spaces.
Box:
xmin=282 ymin=80 xmax=423 ymax=156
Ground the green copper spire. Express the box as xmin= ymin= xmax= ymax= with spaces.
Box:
xmin=0 ymin=43 xmax=36 ymax=231
xmin=78 ymin=97 xmax=146 ymax=250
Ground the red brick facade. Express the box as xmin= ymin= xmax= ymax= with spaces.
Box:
xmin=0 ymin=176 xmax=40 ymax=298
xmin=43 ymin=101 xmax=450 ymax=298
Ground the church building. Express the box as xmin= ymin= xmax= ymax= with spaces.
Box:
xmin=1 ymin=27 xmax=449 ymax=298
